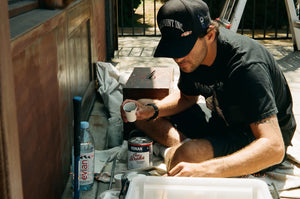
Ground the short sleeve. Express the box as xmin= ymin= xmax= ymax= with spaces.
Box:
xmin=229 ymin=63 xmax=278 ymax=123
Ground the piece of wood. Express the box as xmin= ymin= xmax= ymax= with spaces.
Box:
xmin=123 ymin=67 xmax=173 ymax=100
xmin=4 ymin=0 xmax=106 ymax=197
xmin=9 ymin=1 xmax=97 ymax=198
xmin=0 ymin=0 xmax=24 ymax=198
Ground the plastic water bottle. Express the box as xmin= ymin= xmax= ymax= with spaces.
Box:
xmin=79 ymin=121 xmax=95 ymax=191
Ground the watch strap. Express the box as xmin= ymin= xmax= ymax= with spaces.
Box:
xmin=145 ymin=103 xmax=159 ymax=121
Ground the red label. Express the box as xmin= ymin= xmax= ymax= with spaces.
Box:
xmin=81 ymin=159 xmax=88 ymax=180
xmin=129 ymin=153 xmax=145 ymax=161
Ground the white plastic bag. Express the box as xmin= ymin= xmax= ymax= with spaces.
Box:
xmin=96 ymin=62 xmax=123 ymax=119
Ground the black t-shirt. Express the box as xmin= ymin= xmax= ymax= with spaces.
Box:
xmin=178 ymin=28 xmax=296 ymax=146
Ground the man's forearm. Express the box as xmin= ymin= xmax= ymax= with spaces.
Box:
xmin=167 ymin=115 xmax=285 ymax=177
xmin=199 ymin=137 xmax=284 ymax=177
xmin=155 ymin=90 xmax=198 ymax=118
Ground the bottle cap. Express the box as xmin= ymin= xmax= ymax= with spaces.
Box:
xmin=80 ymin=121 xmax=89 ymax=129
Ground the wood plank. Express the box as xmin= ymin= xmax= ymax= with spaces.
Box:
xmin=10 ymin=9 xmax=65 ymax=55
xmin=68 ymin=19 xmax=95 ymax=120
xmin=123 ymin=67 xmax=173 ymax=100
xmin=12 ymin=30 xmax=64 ymax=199
xmin=0 ymin=0 xmax=24 ymax=198
xmin=6 ymin=0 xmax=104 ymax=197
xmin=90 ymin=0 xmax=107 ymax=61
xmin=57 ymin=21 xmax=74 ymax=187
xmin=9 ymin=1 xmax=39 ymax=18
xmin=67 ymin=1 xmax=91 ymax=36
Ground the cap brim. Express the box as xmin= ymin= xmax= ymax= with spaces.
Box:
xmin=154 ymin=34 xmax=198 ymax=58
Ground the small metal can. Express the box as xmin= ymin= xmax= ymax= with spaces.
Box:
xmin=128 ymin=137 xmax=153 ymax=170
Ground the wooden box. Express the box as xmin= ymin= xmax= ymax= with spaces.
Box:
xmin=123 ymin=67 xmax=173 ymax=100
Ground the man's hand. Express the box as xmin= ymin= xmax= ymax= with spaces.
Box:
xmin=167 ymin=162 xmax=216 ymax=177
xmin=120 ymin=99 xmax=156 ymax=122
xmin=167 ymin=162 xmax=200 ymax=177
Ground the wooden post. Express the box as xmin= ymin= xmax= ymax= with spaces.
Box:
xmin=0 ymin=0 xmax=24 ymax=198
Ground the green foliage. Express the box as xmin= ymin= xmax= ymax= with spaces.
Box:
xmin=118 ymin=0 xmax=143 ymax=26
xmin=118 ymin=0 xmax=289 ymax=30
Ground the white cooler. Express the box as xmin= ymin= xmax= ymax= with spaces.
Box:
xmin=125 ymin=176 xmax=272 ymax=199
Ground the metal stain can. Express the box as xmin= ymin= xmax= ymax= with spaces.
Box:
xmin=128 ymin=137 xmax=153 ymax=170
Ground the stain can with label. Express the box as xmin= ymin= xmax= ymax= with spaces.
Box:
xmin=128 ymin=137 xmax=153 ymax=170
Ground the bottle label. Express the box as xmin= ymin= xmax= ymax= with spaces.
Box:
xmin=80 ymin=151 xmax=95 ymax=185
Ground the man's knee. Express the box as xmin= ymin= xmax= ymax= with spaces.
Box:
xmin=134 ymin=118 xmax=155 ymax=132
xmin=167 ymin=139 xmax=214 ymax=169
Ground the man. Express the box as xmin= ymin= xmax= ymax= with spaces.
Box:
xmin=120 ymin=0 xmax=296 ymax=177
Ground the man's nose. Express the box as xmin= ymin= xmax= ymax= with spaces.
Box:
xmin=174 ymin=57 xmax=184 ymax=63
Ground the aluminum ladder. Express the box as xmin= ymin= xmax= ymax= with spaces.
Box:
xmin=216 ymin=0 xmax=248 ymax=32
xmin=285 ymin=0 xmax=300 ymax=51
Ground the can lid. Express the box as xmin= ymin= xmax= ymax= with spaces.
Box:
xmin=129 ymin=137 xmax=153 ymax=145
xmin=80 ymin=121 xmax=89 ymax=129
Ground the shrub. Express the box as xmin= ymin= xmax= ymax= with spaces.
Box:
xmin=118 ymin=0 xmax=142 ymax=26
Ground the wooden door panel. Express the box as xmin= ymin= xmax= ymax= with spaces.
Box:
xmin=12 ymin=32 xmax=63 ymax=199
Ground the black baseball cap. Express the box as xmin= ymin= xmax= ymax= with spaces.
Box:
xmin=154 ymin=0 xmax=211 ymax=58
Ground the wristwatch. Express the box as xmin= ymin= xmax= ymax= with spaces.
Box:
xmin=145 ymin=103 xmax=159 ymax=121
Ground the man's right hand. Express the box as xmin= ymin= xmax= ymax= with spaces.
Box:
xmin=120 ymin=99 xmax=156 ymax=122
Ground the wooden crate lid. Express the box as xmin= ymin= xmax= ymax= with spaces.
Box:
xmin=124 ymin=67 xmax=173 ymax=89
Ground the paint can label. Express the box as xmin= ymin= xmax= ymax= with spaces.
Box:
xmin=128 ymin=137 xmax=153 ymax=170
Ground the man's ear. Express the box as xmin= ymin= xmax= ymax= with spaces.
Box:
xmin=205 ymin=25 xmax=216 ymax=42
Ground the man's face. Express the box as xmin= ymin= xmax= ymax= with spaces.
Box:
xmin=173 ymin=37 xmax=208 ymax=73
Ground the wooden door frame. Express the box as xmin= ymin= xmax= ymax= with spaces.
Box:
xmin=0 ymin=0 xmax=24 ymax=198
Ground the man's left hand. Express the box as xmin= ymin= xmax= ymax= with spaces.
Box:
xmin=167 ymin=162 xmax=213 ymax=177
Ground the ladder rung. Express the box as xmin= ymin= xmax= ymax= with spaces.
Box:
xmin=216 ymin=18 xmax=232 ymax=29
xmin=295 ymin=20 xmax=300 ymax=28
xmin=218 ymin=0 xmax=247 ymax=32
